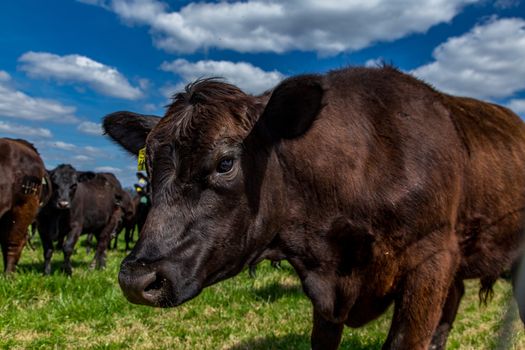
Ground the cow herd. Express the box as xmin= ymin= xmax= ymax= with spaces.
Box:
xmin=2 ymin=65 xmax=525 ymax=349
xmin=0 ymin=140 xmax=150 ymax=275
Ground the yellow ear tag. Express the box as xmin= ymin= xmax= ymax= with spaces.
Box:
xmin=137 ymin=147 xmax=146 ymax=171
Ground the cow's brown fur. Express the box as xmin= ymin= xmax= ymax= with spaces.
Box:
xmin=0 ymin=138 xmax=45 ymax=273
xmin=104 ymin=66 xmax=525 ymax=350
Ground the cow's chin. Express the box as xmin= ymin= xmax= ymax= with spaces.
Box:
xmin=118 ymin=264 xmax=202 ymax=308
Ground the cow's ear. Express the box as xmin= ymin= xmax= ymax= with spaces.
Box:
xmin=103 ymin=111 xmax=161 ymax=155
xmin=78 ymin=171 xmax=96 ymax=183
xmin=260 ymin=74 xmax=324 ymax=139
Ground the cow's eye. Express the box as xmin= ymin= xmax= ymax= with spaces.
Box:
xmin=216 ymin=158 xmax=234 ymax=174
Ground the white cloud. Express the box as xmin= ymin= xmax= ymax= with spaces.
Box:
xmin=0 ymin=120 xmax=53 ymax=138
xmin=0 ymin=78 xmax=78 ymax=122
xmin=77 ymin=121 xmax=102 ymax=135
xmin=161 ymin=59 xmax=284 ymax=94
xmin=142 ymin=103 xmax=159 ymax=112
xmin=34 ymin=140 xmax=118 ymax=170
xmin=411 ymin=17 xmax=525 ymax=100
xmin=50 ymin=141 xmax=77 ymax=151
xmin=508 ymin=99 xmax=525 ymax=115
xmin=160 ymin=83 xmax=183 ymax=99
xmin=95 ymin=166 xmax=122 ymax=173
xmin=84 ymin=145 xmax=103 ymax=154
xmin=0 ymin=70 xmax=10 ymax=82
xmin=494 ymin=0 xmax=520 ymax=9
xmin=138 ymin=78 xmax=150 ymax=90
xmin=77 ymin=0 xmax=110 ymax=8
xmin=83 ymin=145 xmax=113 ymax=158
xmin=365 ymin=58 xmax=385 ymax=68
xmin=74 ymin=154 xmax=93 ymax=162
xmin=18 ymin=51 xmax=142 ymax=100
xmin=88 ymin=0 xmax=477 ymax=55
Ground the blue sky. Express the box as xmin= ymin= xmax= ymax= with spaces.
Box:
xmin=1 ymin=0 xmax=524 ymax=187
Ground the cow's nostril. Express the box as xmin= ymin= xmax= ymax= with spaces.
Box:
xmin=144 ymin=274 xmax=167 ymax=293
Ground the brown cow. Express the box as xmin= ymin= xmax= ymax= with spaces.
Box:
xmin=103 ymin=66 xmax=525 ymax=350
xmin=0 ymin=138 xmax=45 ymax=273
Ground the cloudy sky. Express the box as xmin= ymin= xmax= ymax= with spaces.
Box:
xmin=1 ymin=0 xmax=524 ymax=187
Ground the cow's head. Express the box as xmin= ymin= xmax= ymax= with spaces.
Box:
xmin=103 ymin=76 xmax=324 ymax=307
xmin=48 ymin=164 xmax=95 ymax=209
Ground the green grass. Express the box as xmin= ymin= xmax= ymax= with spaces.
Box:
xmin=1 ymin=233 xmax=524 ymax=349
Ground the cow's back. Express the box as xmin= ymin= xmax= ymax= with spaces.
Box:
xmin=444 ymin=96 xmax=525 ymax=278
xmin=75 ymin=174 xmax=120 ymax=232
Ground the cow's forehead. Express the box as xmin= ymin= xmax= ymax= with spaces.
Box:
xmin=146 ymin=79 xmax=258 ymax=155
xmin=148 ymin=110 xmax=245 ymax=157
xmin=53 ymin=166 xmax=76 ymax=180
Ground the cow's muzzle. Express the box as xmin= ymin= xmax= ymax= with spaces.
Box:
xmin=57 ymin=200 xmax=70 ymax=209
xmin=119 ymin=259 xmax=169 ymax=307
xmin=118 ymin=255 xmax=200 ymax=308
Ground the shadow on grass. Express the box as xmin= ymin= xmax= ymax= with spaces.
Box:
xmin=16 ymin=259 xmax=91 ymax=275
xmin=340 ymin=334 xmax=384 ymax=350
xmin=252 ymin=281 xmax=303 ymax=302
xmin=226 ymin=332 xmax=384 ymax=350
xmin=226 ymin=333 xmax=309 ymax=350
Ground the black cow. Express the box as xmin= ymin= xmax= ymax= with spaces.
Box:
xmin=38 ymin=165 xmax=122 ymax=275
xmin=111 ymin=189 xmax=137 ymax=251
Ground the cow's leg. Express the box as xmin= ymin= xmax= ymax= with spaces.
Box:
xmin=129 ymin=224 xmax=135 ymax=243
xmin=26 ymin=222 xmax=37 ymax=250
xmin=429 ymin=279 xmax=465 ymax=350
xmin=90 ymin=230 xmax=103 ymax=269
xmin=311 ymin=309 xmax=344 ymax=350
xmin=511 ymin=257 xmax=525 ymax=325
xmin=93 ymin=209 xmax=120 ymax=269
xmin=62 ymin=223 xmax=81 ymax=276
xmin=124 ymin=225 xmax=133 ymax=251
xmin=38 ymin=226 xmax=54 ymax=275
xmin=0 ymin=218 xmax=8 ymax=271
xmin=383 ymin=248 xmax=458 ymax=350
xmin=112 ymin=229 xmax=120 ymax=250
xmin=2 ymin=199 xmax=39 ymax=273
xmin=248 ymin=264 xmax=257 ymax=278
xmin=85 ymin=233 xmax=94 ymax=254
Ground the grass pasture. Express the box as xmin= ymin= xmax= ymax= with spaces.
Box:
xmin=0 ymin=233 xmax=524 ymax=349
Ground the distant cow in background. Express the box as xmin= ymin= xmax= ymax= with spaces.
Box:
xmin=110 ymin=174 xmax=150 ymax=251
xmin=0 ymin=138 xmax=45 ymax=273
xmin=133 ymin=172 xmax=151 ymax=236
xmin=105 ymin=66 xmax=525 ymax=350
xmin=38 ymin=165 xmax=123 ymax=275
xmin=111 ymin=189 xmax=137 ymax=251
